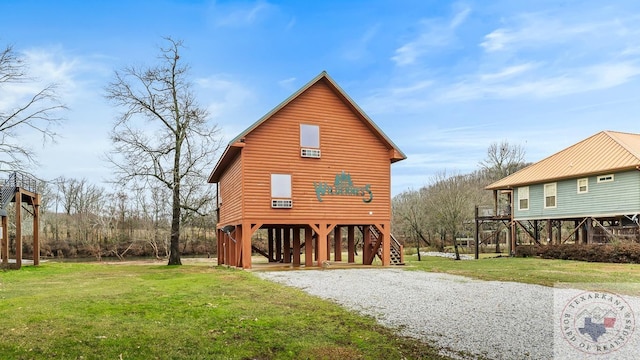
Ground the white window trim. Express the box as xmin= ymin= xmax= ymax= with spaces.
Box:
xmin=544 ymin=183 xmax=557 ymax=209
xmin=271 ymin=174 xmax=292 ymax=199
xmin=577 ymin=178 xmax=588 ymax=194
xmin=517 ymin=186 xmax=529 ymax=211
xmin=597 ymin=174 xmax=614 ymax=183
xmin=300 ymin=124 xmax=320 ymax=148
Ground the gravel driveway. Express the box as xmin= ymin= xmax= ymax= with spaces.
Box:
xmin=256 ymin=268 xmax=640 ymax=360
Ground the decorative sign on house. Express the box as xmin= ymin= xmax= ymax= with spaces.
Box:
xmin=313 ymin=171 xmax=373 ymax=203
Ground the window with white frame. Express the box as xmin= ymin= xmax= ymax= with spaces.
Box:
xmin=577 ymin=178 xmax=588 ymax=193
xmin=597 ymin=174 xmax=614 ymax=183
xmin=544 ymin=183 xmax=557 ymax=208
xmin=518 ymin=186 xmax=529 ymax=210
xmin=300 ymin=124 xmax=319 ymax=146
xmin=300 ymin=124 xmax=320 ymax=158
xmin=271 ymin=174 xmax=292 ymax=208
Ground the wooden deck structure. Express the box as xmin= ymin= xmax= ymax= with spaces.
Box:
xmin=0 ymin=172 xmax=41 ymax=270
xmin=209 ymin=71 xmax=406 ymax=269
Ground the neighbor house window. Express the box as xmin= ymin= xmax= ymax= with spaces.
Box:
xmin=271 ymin=174 xmax=292 ymax=208
xmin=597 ymin=174 xmax=614 ymax=183
xmin=577 ymin=178 xmax=588 ymax=193
xmin=544 ymin=183 xmax=557 ymax=208
xmin=518 ymin=186 xmax=529 ymax=211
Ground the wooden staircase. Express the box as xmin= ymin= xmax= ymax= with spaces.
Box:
xmin=368 ymin=226 xmax=404 ymax=265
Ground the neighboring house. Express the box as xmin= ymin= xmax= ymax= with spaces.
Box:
xmin=483 ymin=130 xmax=640 ymax=249
xmin=208 ymin=71 xmax=406 ymax=269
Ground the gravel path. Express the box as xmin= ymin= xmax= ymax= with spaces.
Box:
xmin=256 ymin=268 xmax=640 ymax=360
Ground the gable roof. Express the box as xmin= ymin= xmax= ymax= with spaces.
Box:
xmin=486 ymin=130 xmax=640 ymax=190
xmin=208 ymin=71 xmax=406 ymax=183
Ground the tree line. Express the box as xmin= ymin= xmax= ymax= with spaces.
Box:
xmin=1 ymin=38 xmax=219 ymax=265
xmin=2 ymin=37 xmax=529 ymax=265
xmin=392 ymin=141 xmax=528 ymax=260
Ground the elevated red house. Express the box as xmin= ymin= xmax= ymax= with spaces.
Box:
xmin=208 ymin=71 xmax=406 ymax=269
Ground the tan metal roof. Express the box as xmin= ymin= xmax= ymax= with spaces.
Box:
xmin=486 ymin=130 xmax=640 ymax=190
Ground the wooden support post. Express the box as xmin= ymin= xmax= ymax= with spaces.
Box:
xmin=15 ymin=192 xmax=22 ymax=269
xmin=268 ymin=228 xmax=274 ymax=262
xmin=363 ymin=226 xmax=371 ymax=265
xmin=305 ymin=228 xmax=313 ymax=267
xmin=534 ymin=220 xmax=539 ymax=244
xmin=474 ymin=210 xmax=480 ymax=260
xmin=229 ymin=230 xmax=236 ymax=267
xmin=381 ymin=224 xmax=390 ymax=266
xmin=326 ymin=230 xmax=331 ymax=261
xmin=283 ymin=227 xmax=291 ymax=264
xmin=586 ymin=218 xmax=594 ymax=244
xmin=292 ymin=227 xmax=301 ymax=267
xmin=235 ymin=225 xmax=243 ymax=267
xmin=1 ymin=215 xmax=7 ymax=266
xmin=241 ymin=224 xmax=252 ymax=269
xmin=574 ymin=220 xmax=579 ymax=244
xmin=334 ymin=226 xmax=342 ymax=262
xmin=33 ymin=195 xmax=40 ymax=266
xmin=347 ymin=226 xmax=355 ymax=263
xmin=217 ymin=229 xmax=224 ymax=265
xmin=316 ymin=224 xmax=328 ymax=266
xmin=275 ymin=228 xmax=282 ymax=262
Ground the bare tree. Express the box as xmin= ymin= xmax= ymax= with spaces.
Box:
xmin=105 ymin=38 xmax=222 ymax=265
xmin=392 ymin=188 xmax=433 ymax=260
xmin=427 ymin=172 xmax=478 ymax=260
xmin=0 ymin=45 xmax=65 ymax=170
xmin=479 ymin=140 xmax=526 ymax=181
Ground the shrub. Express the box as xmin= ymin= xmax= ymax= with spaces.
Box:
xmin=515 ymin=245 xmax=540 ymax=257
xmin=537 ymin=243 xmax=640 ymax=263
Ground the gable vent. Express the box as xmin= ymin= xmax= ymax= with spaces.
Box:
xmin=301 ymin=148 xmax=321 ymax=158
xmin=271 ymin=199 xmax=293 ymax=208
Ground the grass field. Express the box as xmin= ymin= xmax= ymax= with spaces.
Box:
xmin=0 ymin=261 xmax=450 ymax=360
xmin=405 ymin=254 xmax=640 ymax=295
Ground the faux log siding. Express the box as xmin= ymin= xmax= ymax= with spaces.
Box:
xmin=218 ymin=153 xmax=243 ymax=224
xmin=241 ymin=80 xmax=392 ymax=223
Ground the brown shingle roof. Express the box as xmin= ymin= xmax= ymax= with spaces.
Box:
xmin=485 ymin=130 xmax=640 ymax=190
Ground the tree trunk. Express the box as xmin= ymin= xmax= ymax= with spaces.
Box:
xmin=416 ymin=236 xmax=421 ymax=261
xmin=453 ymin=238 xmax=461 ymax=260
xmin=168 ymin=181 xmax=182 ymax=265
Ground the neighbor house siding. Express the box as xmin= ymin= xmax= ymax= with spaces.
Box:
xmin=514 ymin=170 xmax=640 ymax=220
xmin=218 ymin=153 xmax=243 ymax=224
xmin=240 ymin=81 xmax=391 ymax=223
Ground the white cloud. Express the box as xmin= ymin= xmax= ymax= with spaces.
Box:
xmin=479 ymin=63 xmax=536 ymax=81
xmin=208 ymin=0 xmax=274 ymax=28
xmin=196 ymin=75 xmax=254 ymax=122
xmin=391 ymin=5 xmax=471 ymax=66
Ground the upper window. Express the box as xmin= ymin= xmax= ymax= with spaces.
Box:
xmin=577 ymin=178 xmax=588 ymax=194
xmin=597 ymin=174 xmax=614 ymax=183
xmin=300 ymin=124 xmax=320 ymax=148
xmin=518 ymin=186 xmax=529 ymax=211
xmin=544 ymin=183 xmax=557 ymax=208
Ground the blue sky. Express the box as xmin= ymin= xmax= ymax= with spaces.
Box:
xmin=2 ymin=0 xmax=640 ymax=195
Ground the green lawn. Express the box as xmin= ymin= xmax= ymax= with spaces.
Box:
xmin=405 ymin=254 xmax=640 ymax=295
xmin=0 ymin=262 xmax=449 ymax=360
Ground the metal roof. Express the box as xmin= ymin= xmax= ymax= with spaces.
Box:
xmin=208 ymin=71 xmax=407 ymax=183
xmin=486 ymin=130 xmax=640 ymax=190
